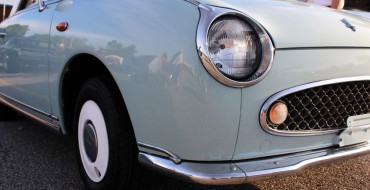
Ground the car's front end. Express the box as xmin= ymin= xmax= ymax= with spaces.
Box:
xmin=138 ymin=0 xmax=370 ymax=185
xmin=0 ymin=0 xmax=368 ymax=188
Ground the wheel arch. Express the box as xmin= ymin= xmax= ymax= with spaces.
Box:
xmin=59 ymin=53 xmax=134 ymax=137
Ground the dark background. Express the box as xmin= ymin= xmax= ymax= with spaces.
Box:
xmin=345 ymin=0 xmax=370 ymax=11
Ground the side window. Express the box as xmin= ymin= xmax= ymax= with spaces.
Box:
xmin=18 ymin=0 xmax=37 ymax=11
xmin=0 ymin=3 xmax=14 ymax=22
xmin=1 ymin=0 xmax=37 ymax=21
xmin=24 ymin=0 xmax=37 ymax=9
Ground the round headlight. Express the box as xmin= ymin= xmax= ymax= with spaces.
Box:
xmin=207 ymin=16 xmax=261 ymax=81
xmin=196 ymin=6 xmax=274 ymax=87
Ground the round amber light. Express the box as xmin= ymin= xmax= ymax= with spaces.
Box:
xmin=269 ymin=102 xmax=288 ymax=125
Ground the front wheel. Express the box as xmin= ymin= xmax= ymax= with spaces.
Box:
xmin=74 ymin=77 xmax=141 ymax=189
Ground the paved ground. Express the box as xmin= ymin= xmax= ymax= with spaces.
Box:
xmin=0 ymin=117 xmax=369 ymax=189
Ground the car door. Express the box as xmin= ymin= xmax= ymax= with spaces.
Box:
xmin=0 ymin=0 xmax=56 ymax=116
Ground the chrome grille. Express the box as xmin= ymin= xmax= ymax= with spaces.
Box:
xmin=267 ymin=81 xmax=370 ymax=132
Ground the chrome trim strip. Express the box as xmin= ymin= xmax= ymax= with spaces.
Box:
xmin=38 ymin=0 xmax=47 ymax=12
xmin=137 ymin=142 xmax=182 ymax=164
xmin=0 ymin=92 xmax=59 ymax=120
xmin=196 ymin=6 xmax=275 ymax=88
xmin=260 ymin=76 xmax=370 ymax=136
xmin=0 ymin=93 xmax=60 ymax=132
xmin=183 ymin=0 xmax=200 ymax=6
xmin=243 ymin=142 xmax=370 ymax=182
xmin=139 ymin=142 xmax=370 ymax=185
xmin=139 ymin=152 xmax=246 ymax=185
xmin=51 ymin=115 xmax=59 ymax=121
xmin=276 ymin=47 xmax=370 ymax=51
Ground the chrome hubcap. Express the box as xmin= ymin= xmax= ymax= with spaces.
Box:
xmin=83 ymin=122 xmax=98 ymax=162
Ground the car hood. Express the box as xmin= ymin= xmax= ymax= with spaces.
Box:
xmin=198 ymin=0 xmax=370 ymax=48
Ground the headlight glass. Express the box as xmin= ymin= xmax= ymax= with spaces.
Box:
xmin=207 ymin=16 xmax=261 ymax=80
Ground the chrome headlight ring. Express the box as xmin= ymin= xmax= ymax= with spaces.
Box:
xmin=196 ymin=5 xmax=275 ymax=88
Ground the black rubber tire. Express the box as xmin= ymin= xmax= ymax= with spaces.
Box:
xmin=74 ymin=77 xmax=141 ymax=190
xmin=0 ymin=103 xmax=17 ymax=120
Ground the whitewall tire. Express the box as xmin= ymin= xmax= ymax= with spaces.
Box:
xmin=74 ymin=77 xmax=142 ymax=189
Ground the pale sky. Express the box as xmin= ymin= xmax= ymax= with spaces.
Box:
xmin=2 ymin=0 xmax=17 ymax=6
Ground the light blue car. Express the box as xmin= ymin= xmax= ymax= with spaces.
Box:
xmin=0 ymin=0 xmax=369 ymax=189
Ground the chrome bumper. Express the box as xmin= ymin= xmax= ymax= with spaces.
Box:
xmin=138 ymin=142 xmax=370 ymax=185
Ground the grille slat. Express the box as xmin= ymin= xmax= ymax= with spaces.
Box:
xmin=268 ymin=81 xmax=370 ymax=132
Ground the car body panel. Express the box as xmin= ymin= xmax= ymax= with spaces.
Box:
xmin=49 ymin=0 xmax=241 ymax=160
xmin=0 ymin=4 xmax=54 ymax=114
xmin=198 ymin=0 xmax=370 ymax=48
xmin=235 ymin=48 xmax=370 ymax=160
